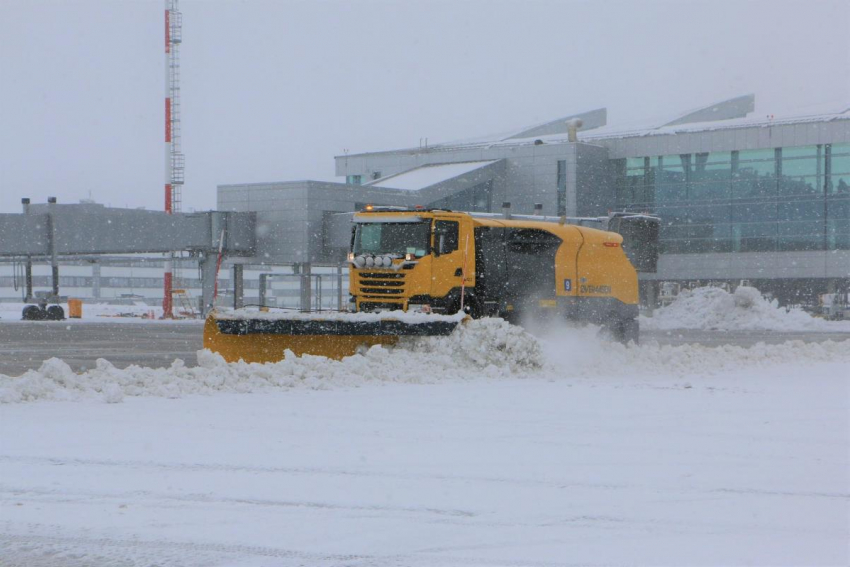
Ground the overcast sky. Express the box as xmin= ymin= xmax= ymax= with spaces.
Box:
xmin=1 ymin=0 xmax=848 ymax=213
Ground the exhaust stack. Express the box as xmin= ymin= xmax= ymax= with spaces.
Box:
xmin=567 ymin=118 xmax=583 ymax=142
xmin=502 ymin=202 xmax=512 ymax=220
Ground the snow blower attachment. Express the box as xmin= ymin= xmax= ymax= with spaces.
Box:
xmin=204 ymin=310 xmax=463 ymax=363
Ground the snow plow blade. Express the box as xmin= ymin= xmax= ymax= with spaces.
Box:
xmin=203 ymin=311 xmax=463 ymax=363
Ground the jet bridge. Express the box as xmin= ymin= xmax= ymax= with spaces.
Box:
xmin=0 ymin=199 xmax=256 ymax=315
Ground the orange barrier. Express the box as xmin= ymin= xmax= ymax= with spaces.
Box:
xmin=68 ymin=298 xmax=83 ymax=319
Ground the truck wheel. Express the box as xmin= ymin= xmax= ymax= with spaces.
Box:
xmin=601 ymin=318 xmax=639 ymax=345
xmin=46 ymin=305 xmax=65 ymax=321
xmin=22 ymin=305 xmax=42 ymax=320
xmin=621 ymin=318 xmax=639 ymax=345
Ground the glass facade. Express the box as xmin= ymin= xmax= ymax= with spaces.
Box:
xmin=613 ymin=143 xmax=850 ymax=253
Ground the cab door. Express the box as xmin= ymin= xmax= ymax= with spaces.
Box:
xmin=430 ymin=218 xmax=464 ymax=304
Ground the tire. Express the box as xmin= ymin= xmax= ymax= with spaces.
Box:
xmin=621 ymin=318 xmax=639 ymax=345
xmin=46 ymin=305 xmax=65 ymax=321
xmin=601 ymin=317 xmax=639 ymax=345
xmin=22 ymin=305 xmax=42 ymax=320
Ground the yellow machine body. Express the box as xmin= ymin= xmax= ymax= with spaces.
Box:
xmin=203 ymin=315 xmax=399 ymax=362
xmin=350 ymin=210 xmax=638 ymax=314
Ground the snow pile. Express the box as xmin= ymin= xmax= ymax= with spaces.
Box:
xmin=3 ymin=316 xmax=850 ymax=404
xmin=401 ymin=316 xmax=544 ymax=372
xmin=641 ymin=286 xmax=850 ymax=331
xmin=0 ymin=318 xmax=543 ymax=403
xmin=539 ymin=326 xmax=850 ymax=379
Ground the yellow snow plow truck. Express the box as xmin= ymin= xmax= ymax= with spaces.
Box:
xmin=204 ymin=206 xmax=654 ymax=362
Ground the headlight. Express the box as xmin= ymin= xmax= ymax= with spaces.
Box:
xmin=383 ymin=255 xmax=393 ymax=266
xmin=373 ymin=256 xmax=384 ymax=267
xmin=353 ymin=255 xmax=366 ymax=268
xmin=405 ymin=253 xmax=413 ymax=261
xmin=347 ymin=252 xmax=355 ymax=262
xmin=365 ymin=256 xmax=375 ymax=267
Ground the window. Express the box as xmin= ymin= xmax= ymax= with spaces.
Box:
xmin=832 ymin=153 xmax=850 ymax=174
xmin=507 ymin=228 xmax=562 ymax=254
xmin=612 ymin=144 xmax=850 ymax=254
xmin=827 ymin=175 xmax=850 ymax=195
xmin=779 ymin=146 xmax=822 ymax=197
xmin=353 ymin=222 xmax=430 ymax=256
xmin=346 ymin=175 xmax=362 ymax=185
xmin=625 ymin=157 xmax=645 ymax=170
xmin=691 ymin=152 xmax=732 ymax=201
xmin=737 ymin=148 xmax=777 ymax=164
xmin=434 ymin=220 xmax=459 ymax=255
xmin=827 ymin=198 xmax=850 ymax=250
xmin=371 ymin=171 xmax=382 ymax=180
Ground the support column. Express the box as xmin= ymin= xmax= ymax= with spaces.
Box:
xmin=300 ymin=263 xmax=312 ymax=312
xmin=645 ymin=280 xmax=658 ymax=316
xmin=232 ymin=264 xmax=244 ymax=309
xmin=47 ymin=197 xmax=59 ymax=297
xmin=21 ymin=198 xmax=33 ymax=302
xmin=259 ymin=273 xmax=268 ymax=308
xmin=199 ymin=252 xmax=218 ymax=316
xmin=25 ymin=260 xmax=33 ymax=302
xmin=92 ymin=262 xmax=101 ymax=299
xmin=51 ymin=266 xmax=60 ymax=297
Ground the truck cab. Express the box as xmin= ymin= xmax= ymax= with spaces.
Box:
xmin=349 ymin=207 xmax=474 ymax=314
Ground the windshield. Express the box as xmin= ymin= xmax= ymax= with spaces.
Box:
xmin=353 ymin=222 xmax=429 ymax=257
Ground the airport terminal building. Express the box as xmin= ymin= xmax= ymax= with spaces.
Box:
xmin=219 ymin=95 xmax=849 ymax=305
xmin=3 ymin=95 xmax=847 ymax=309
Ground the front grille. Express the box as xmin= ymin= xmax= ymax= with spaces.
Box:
xmin=359 ymin=280 xmax=404 ymax=288
xmin=359 ymin=272 xmax=404 ymax=279
xmin=361 ymin=288 xmax=404 ymax=295
xmin=356 ymin=270 xmax=407 ymax=300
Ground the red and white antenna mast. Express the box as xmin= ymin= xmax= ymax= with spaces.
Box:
xmin=163 ymin=0 xmax=184 ymax=318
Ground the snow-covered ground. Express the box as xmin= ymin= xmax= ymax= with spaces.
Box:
xmin=1 ymin=320 xmax=848 ymax=566
xmin=0 ymin=302 xmax=202 ymax=323
xmin=641 ymin=286 xmax=850 ymax=332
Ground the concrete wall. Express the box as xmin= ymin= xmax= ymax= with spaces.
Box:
xmin=337 ymin=141 xmax=618 ymax=217
xmin=575 ymin=143 xmax=612 ymax=217
xmin=644 ymin=249 xmax=850 ymax=281
xmin=218 ymin=182 xmax=312 ymax=264
xmin=338 ymin=143 xmax=575 ymax=216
